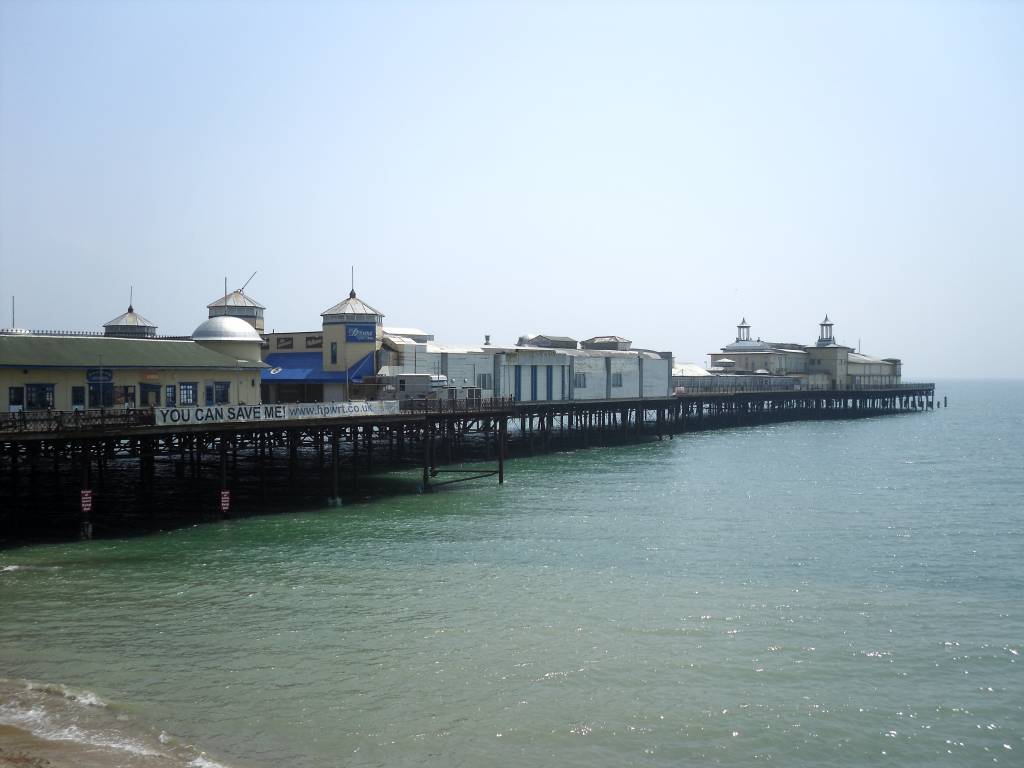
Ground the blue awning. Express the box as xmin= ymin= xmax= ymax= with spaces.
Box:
xmin=262 ymin=352 xmax=375 ymax=383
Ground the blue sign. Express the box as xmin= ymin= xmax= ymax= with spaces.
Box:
xmin=346 ymin=323 xmax=376 ymax=343
xmin=86 ymin=368 xmax=114 ymax=384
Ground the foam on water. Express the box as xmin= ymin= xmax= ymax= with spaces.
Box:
xmin=0 ymin=678 xmax=234 ymax=767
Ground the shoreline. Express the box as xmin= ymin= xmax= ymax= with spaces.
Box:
xmin=0 ymin=723 xmax=118 ymax=768
xmin=0 ymin=722 xmax=223 ymax=768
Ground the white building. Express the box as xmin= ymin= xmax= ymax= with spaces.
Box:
xmin=708 ymin=317 xmax=901 ymax=390
xmin=378 ymin=332 xmax=672 ymax=402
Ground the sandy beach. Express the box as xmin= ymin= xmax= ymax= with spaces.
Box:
xmin=0 ymin=724 xmax=195 ymax=768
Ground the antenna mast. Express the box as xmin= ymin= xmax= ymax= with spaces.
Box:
xmin=240 ymin=270 xmax=258 ymax=291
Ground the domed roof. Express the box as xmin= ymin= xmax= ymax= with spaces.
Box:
xmin=191 ymin=315 xmax=263 ymax=342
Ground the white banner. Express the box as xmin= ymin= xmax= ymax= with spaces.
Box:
xmin=154 ymin=400 xmax=400 ymax=426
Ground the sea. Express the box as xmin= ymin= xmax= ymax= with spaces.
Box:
xmin=1 ymin=379 xmax=1021 ymax=767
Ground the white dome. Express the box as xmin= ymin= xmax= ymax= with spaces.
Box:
xmin=191 ymin=316 xmax=263 ymax=342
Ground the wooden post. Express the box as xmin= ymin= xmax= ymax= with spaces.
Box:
xmin=352 ymin=425 xmax=359 ymax=482
xmin=329 ymin=427 xmax=341 ymax=507
xmin=421 ymin=420 xmax=431 ymax=491
xmin=219 ymin=435 xmax=229 ymax=518
xmin=79 ymin=441 xmax=92 ymax=540
xmin=498 ymin=416 xmax=506 ymax=484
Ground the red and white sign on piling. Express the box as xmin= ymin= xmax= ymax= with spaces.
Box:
xmin=220 ymin=490 xmax=231 ymax=513
xmin=80 ymin=489 xmax=93 ymax=513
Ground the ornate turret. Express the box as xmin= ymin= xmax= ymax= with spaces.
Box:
xmin=817 ymin=314 xmax=835 ymax=346
xmin=736 ymin=317 xmax=751 ymax=343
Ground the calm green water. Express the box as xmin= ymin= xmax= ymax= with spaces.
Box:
xmin=2 ymin=380 xmax=1022 ymax=767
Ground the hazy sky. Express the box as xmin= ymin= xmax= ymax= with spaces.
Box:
xmin=1 ymin=0 xmax=1021 ymax=377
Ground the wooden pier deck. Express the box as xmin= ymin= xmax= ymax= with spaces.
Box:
xmin=0 ymin=384 xmax=936 ymax=542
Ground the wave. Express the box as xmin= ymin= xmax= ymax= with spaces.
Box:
xmin=1 ymin=564 xmax=62 ymax=572
xmin=0 ymin=677 xmax=235 ymax=767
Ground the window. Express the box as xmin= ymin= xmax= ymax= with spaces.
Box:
xmin=113 ymin=385 xmax=136 ymax=407
xmin=165 ymin=384 xmax=177 ymax=406
xmin=25 ymin=384 xmax=55 ymax=410
xmin=276 ymin=336 xmax=293 ymax=350
xmin=180 ymin=382 xmax=198 ymax=406
xmin=88 ymin=383 xmax=113 ymax=408
xmin=399 ymin=378 xmax=406 ymax=392
xmin=305 ymin=335 xmax=323 ymax=349
xmin=574 ymin=373 xmax=586 ymax=388
xmin=8 ymin=386 xmax=24 ymax=408
xmin=330 ymin=341 xmax=337 ymax=365
xmin=476 ymin=372 xmax=493 ymax=390
xmin=214 ymin=381 xmax=231 ymax=404
xmin=72 ymin=386 xmax=85 ymax=408
xmin=139 ymin=383 xmax=161 ymax=407
xmin=611 ymin=372 xmax=623 ymax=387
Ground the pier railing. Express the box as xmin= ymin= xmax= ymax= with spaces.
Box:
xmin=0 ymin=385 xmax=934 ymax=436
xmin=674 ymin=382 xmax=934 ymax=396
xmin=398 ymin=396 xmax=516 ymax=414
xmin=0 ymin=407 xmax=156 ymax=435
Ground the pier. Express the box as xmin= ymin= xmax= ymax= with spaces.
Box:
xmin=0 ymin=384 xmax=935 ymax=542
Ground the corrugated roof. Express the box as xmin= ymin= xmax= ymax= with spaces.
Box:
xmin=321 ymin=290 xmax=383 ymax=317
xmin=0 ymin=335 xmax=266 ymax=369
xmin=582 ymin=335 xmax=631 ymax=344
xmin=848 ymin=352 xmax=890 ymax=364
xmin=530 ymin=334 xmax=577 ymax=343
xmin=382 ymin=335 xmax=422 ymax=346
xmin=382 ymin=326 xmax=431 ymax=338
xmin=673 ymin=363 xmax=711 ymax=377
xmin=562 ymin=348 xmax=662 ymax=360
xmin=207 ymin=289 xmax=265 ymax=310
xmin=103 ymin=305 xmax=156 ymax=328
xmin=426 ymin=343 xmax=487 ymax=354
xmin=722 ymin=339 xmax=772 ymax=352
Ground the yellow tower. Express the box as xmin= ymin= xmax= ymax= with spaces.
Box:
xmin=320 ymin=289 xmax=383 ymax=398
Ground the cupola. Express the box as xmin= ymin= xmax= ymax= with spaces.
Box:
xmin=817 ymin=314 xmax=835 ymax=345
xmin=103 ymin=303 xmax=157 ymax=338
xmin=207 ymin=288 xmax=266 ymax=332
xmin=320 ymin=288 xmax=384 ymax=326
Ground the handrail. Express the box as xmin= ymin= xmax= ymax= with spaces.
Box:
xmin=398 ymin=396 xmax=516 ymax=414
xmin=0 ymin=407 xmax=157 ymax=435
xmin=674 ymin=382 xmax=934 ymax=396
xmin=0 ymin=386 xmax=934 ymax=435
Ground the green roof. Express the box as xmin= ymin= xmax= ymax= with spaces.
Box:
xmin=0 ymin=335 xmax=266 ymax=370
